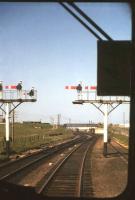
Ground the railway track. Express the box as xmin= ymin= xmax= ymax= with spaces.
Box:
xmin=0 ymin=135 xmax=88 ymax=180
xmin=0 ymin=135 xmax=127 ymax=198
xmin=37 ymin=136 xmax=97 ymax=197
xmin=108 ymin=139 xmax=128 ymax=163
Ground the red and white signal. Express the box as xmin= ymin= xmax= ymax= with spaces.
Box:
xmin=65 ymin=85 xmax=97 ymax=90
xmin=5 ymin=85 xmax=17 ymax=89
xmin=65 ymin=86 xmax=77 ymax=90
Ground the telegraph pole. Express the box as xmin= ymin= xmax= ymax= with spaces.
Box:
xmin=57 ymin=114 xmax=61 ymax=127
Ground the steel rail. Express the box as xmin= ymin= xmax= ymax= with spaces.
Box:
xmin=109 ymin=139 xmax=128 ymax=164
xmin=0 ymin=135 xmax=85 ymax=170
xmin=80 ymin=136 xmax=97 ymax=197
xmin=38 ymin=137 xmax=96 ymax=197
xmin=37 ymin=142 xmax=84 ymax=194
xmin=77 ymin=141 xmax=91 ymax=197
xmin=0 ymin=136 xmax=87 ymax=181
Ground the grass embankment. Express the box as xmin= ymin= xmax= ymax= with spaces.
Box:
xmin=109 ymin=126 xmax=129 ymax=147
xmin=111 ymin=134 xmax=128 ymax=147
xmin=0 ymin=123 xmax=74 ymax=155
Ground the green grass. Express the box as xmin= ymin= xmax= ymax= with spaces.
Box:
xmin=109 ymin=126 xmax=129 ymax=147
xmin=0 ymin=123 xmax=75 ymax=155
xmin=111 ymin=133 xmax=129 ymax=147
xmin=0 ymin=123 xmax=53 ymax=138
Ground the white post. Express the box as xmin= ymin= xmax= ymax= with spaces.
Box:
xmin=5 ymin=103 xmax=9 ymax=141
xmin=103 ymin=104 xmax=108 ymax=156
xmin=5 ymin=103 xmax=10 ymax=155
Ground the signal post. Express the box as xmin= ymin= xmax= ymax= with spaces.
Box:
xmin=0 ymin=83 xmax=37 ymax=156
xmin=66 ymin=84 xmax=130 ymax=156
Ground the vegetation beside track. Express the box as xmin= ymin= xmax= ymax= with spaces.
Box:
xmin=0 ymin=123 xmax=75 ymax=158
xmin=111 ymin=134 xmax=128 ymax=147
xmin=109 ymin=125 xmax=129 ymax=147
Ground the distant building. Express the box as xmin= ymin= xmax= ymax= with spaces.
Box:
xmin=64 ymin=123 xmax=102 ymax=133
xmin=22 ymin=121 xmax=51 ymax=126
xmin=42 ymin=123 xmax=51 ymax=125
xmin=23 ymin=121 xmax=41 ymax=124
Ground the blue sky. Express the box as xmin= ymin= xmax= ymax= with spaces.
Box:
xmin=0 ymin=2 xmax=131 ymax=124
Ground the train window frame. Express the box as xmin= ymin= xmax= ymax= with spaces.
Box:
xmin=0 ymin=1 xmax=134 ymax=200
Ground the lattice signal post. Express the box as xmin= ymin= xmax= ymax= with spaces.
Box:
xmin=65 ymin=84 xmax=130 ymax=156
xmin=0 ymin=83 xmax=37 ymax=156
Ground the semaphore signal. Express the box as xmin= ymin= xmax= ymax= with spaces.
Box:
xmin=5 ymin=85 xmax=17 ymax=89
xmin=65 ymin=85 xmax=97 ymax=90
xmin=0 ymin=81 xmax=37 ymax=156
xmin=66 ymin=82 xmax=130 ymax=156
xmin=65 ymin=86 xmax=77 ymax=90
